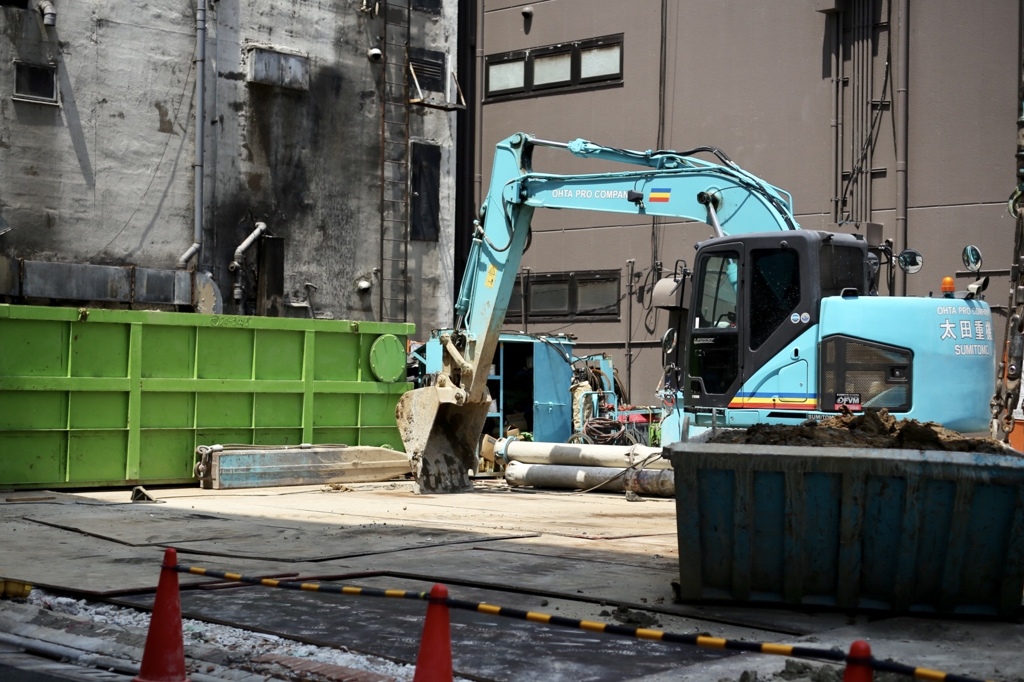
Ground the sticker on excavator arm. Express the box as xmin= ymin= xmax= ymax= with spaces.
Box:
xmin=485 ymin=264 xmax=498 ymax=288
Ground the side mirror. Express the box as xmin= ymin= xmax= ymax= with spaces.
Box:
xmin=897 ymin=249 xmax=924 ymax=275
xmin=661 ymin=328 xmax=678 ymax=366
xmin=962 ymin=245 xmax=983 ymax=273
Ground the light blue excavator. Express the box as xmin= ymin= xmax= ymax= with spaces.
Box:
xmin=397 ymin=133 xmax=995 ymax=493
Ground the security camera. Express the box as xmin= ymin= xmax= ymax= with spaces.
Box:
xmin=367 ymin=47 xmax=383 ymax=62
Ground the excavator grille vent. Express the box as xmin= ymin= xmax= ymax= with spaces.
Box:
xmin=820 ymin=335 xmax=912 ymax=413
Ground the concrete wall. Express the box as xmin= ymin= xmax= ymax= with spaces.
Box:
xmin=478 ymin=0 xmax=1017 ymax=407
xmin=0 ymin=2 xmax=195 ymax=266
xmin=0 ymin=0 xmax=457 ymax=333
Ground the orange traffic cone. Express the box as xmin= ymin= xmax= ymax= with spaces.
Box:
xmin=843 ymin=640 xmax=873 ymax=682
xmin=133 ymin=548 xmax=190 ymax=682
xmin=413 ymin=583 xmax=453 ymax=682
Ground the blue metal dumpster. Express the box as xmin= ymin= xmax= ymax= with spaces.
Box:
xmin=669 ymin=442 xmax=1024 ymax=617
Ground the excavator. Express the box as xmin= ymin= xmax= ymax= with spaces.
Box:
xmin=397 ymin=132 xmax=995 ymax=493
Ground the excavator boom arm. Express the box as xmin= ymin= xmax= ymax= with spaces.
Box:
xmin=399 ymin=132 xmax=799 ymax=493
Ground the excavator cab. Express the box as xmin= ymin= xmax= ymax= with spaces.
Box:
xmin=684 ymin=231 xmax=869 ymax=421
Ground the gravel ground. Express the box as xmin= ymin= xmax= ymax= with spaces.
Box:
xmin=24 ymin=589 xmax=433 ymax=681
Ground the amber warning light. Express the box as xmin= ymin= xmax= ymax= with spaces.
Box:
xmin=941 ymin=276 xmax=955 ymax=294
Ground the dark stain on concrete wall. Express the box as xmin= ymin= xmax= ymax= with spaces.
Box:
xmin=154 ymin=101 xmax=177 ymax=135
xmin=212 ymin=58 xmax=383 ymax=313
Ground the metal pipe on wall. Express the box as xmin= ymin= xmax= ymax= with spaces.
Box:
xmin=178 ymin=0 xmax=207 ymax=270
xmin=866 ymin=1 xmax=875 ymax=225
xmin=857 ymin=1 xmax=863 ymax=220
xmin=229 ymin=221 xmax=268 ymax=307
xmin=895 ymin=0 xmax=910 ymax=295
xmin=838 ymin=9 xmax=845 ymax=222
xmin=625 ymin=258 xmax=635 ymax=399
xmin=37 ymin=0 xmax=56 ymax=25
xmin=830 ymin=13 xmax=839 ymax=224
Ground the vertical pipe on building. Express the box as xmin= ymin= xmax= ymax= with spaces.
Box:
xmin=856 ymin=0 xmax=866 ymax=223
xmin=847 ymin=2 xmax=855 ymax=223
xmin=837 ymin=9 xmax=845 ymax=223
xmin=454 ymin=0 xmax=479 ymax=314
xmin=178 ymin=0 xmax=207 ymax=269
xmin=895 ymin=0 xmax=909 ymax=295
xmin=830 ymin=12 xmax=839 ymax=224
xmin=869 ymin=4 xmax=876 ymax=225
xmin=625 ymin=259 xmax=635 ymax=401
xmin=849 ymin=2 xmax=858 ymax=223
xmin=860 ymin=0 xmax=868 ymax=222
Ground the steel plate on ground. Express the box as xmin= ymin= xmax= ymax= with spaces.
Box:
xmin=117 ymin=577 xmax=735 ymax=682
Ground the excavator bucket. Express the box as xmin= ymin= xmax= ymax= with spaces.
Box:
xmin=396 ymin=386 xmax=490 ymax=493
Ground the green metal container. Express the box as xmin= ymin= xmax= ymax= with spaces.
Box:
xmin=0 ymin=304 xmax=413 ymax=489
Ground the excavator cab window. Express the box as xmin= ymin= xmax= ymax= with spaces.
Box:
xmin=689 ymin=252 xmax=740 ymax=397
xmin=694 ymin=254 xmax=738 ymax=329
xmin=749 ymin=249 xmax=800 ymax=350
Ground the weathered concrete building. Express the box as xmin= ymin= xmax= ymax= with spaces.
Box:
xmin=475 ymin=0 xmax=1016 ymax=408
xmin=0 ymin=0 xmax=461 ymax=331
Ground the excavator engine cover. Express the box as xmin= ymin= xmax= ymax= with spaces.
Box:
xmin=396 ymin=386 xmax=489 ymax=493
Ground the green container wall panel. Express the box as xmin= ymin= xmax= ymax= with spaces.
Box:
xmin=0 ymin=305 xmax=413 ymax=489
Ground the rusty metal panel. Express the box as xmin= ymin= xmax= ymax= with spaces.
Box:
xmin=135 ymin=268 xmax=192 ymax=306
xmin=246 ymin=47 xmax=310 ymax=91
xmin=0 ymin=255 xmax=18 ymax=296
xmin=195 ymin=445 xmax=411 ymax=489
xmin=22 ymin=261 xmax=131 ymax=302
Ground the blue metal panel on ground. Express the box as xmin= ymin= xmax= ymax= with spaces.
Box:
xmin=425 ymin=332 xmax=575 ymax=442
xmin=531 ymin=338 xmax=573 ymax=441
xmin=669 ymin=442 xmax=1024 ymax=617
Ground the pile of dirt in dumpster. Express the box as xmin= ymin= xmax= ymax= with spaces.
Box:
xmin=708 ymin=408 xmax=1015 ymax=455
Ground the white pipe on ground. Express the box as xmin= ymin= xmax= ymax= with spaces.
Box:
xmin=495 ymin=438 xmax=667 ymax=469
xmin=504 ymin=461 xmax=675 ymax=496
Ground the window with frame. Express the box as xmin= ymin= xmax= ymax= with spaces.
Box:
xmin=485 ymin=34 xmax=622 ymax=101
xmin=749 ymin=249 xmax=800 ymax=350
xmin=13 ymin=61 xmax=57 ymax=104
xmin=506 ymin=269 xmax=620 ymax=322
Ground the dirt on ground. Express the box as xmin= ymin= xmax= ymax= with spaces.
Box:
xmin=718 ymin=660 xmax=906 ymax=682
xmin=708 ymin=408 xmax=1016 ymax=455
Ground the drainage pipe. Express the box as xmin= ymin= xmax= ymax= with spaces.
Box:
xmin=625 ymin=258 xmax=635 ymax=399
xmin=37 ymin=0 xmax=55 ymax=25
xmin=495 ymin=437 xmax=667 ymax=469
xmin=179 ymin=0 xmax=207 ymax=269
xmin=229 ymin=221 xmax=267 ymax=306
xmin=829 ymin=13 xmax=839 ymax=223
xmin=895 ymin=0 xmax=910 ymax=295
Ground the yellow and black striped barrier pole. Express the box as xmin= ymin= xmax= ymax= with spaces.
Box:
xmin=174 ymin=564 xmax=995 ymax=682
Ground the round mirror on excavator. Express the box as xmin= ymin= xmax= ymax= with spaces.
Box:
xmin=661 ymin=327 xmax=677 ymax=365
xmin=897 ymin=249 xmax=924 ymax=274
xmin=962 ymin=245 xmax=983 ymax=273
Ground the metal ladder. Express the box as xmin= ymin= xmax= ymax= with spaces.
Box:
xmin=378 ymin=0 xmax=411 ymax=323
